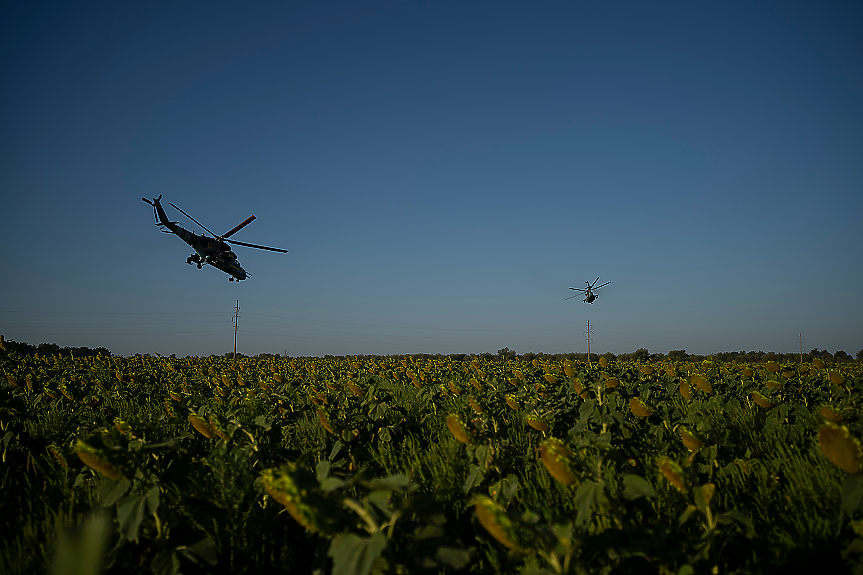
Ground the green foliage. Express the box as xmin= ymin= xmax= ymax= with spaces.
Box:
xmin=0 ymin=349 xmax=861 ymax=573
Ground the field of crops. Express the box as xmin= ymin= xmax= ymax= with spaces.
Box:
xmin=2 ymin=341 xmax=863 ymax=575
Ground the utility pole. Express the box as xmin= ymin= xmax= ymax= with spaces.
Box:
xmin=232 ymin=300 xmax=240 ymax=360
xmin=799 ymin=332 xmax=804 ymax=364
xmin=585 ymin=320 xmax=593 ymax=364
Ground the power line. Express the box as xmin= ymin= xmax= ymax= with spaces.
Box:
xmin=1 ymin=330 xmax=226 ymax=336
xmin=239 ymin=329 xmax=535 ymax=350
xmin=0 ymin=310 xmax=225 ymax=315
xmin=0 ymin=308 xmax=813 ymax=347
xmin=241 ymin=311 xmax=576 ymax=332
xmin=240 ymin=321 xmax=584 ymax=341
xmin=590 ymin=327 xmax=796 ymax=345
xmin=0 ymin=318 xmax=801 ymax=348
xmin=1 ymin=321 xmax=226 ymax=326
xmin=241 ymin=330 xmax=483 ymax=348
xmin=241 ymin=301 xmax=589 ymax=329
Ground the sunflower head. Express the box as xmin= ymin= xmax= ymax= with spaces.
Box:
xmin=819 ymin=424 xmax=862 ymax=474
xmin=630 ymin=397 xmax=654 ymax=417
xmin=473 ymin=496 xmax=527 ymax=550
xmin=658 ymin=457 xmax=686 ymax=492
xmin=526 ymin=416 xmax=550 ymax=432
xmin=447 ymin=414 xmax=473 ymax=444
xmin=540 ymin=438 xmax=577 ymax=485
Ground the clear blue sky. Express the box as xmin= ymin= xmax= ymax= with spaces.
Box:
xmin=2 ymin=1 xmax=861 ymax=357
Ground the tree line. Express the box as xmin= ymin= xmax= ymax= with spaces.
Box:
xmin=243 ymin=346 xmax=863 ymax=363
xmin=0 ymin=338 xmax=111 ymax=357
xmin=3 ymin=337 xmax=860 ymax=363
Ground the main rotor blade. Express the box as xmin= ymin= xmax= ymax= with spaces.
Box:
xmin=222 ymin=215 xmax=256 ymax=239
xmin=168 ymin=202 xmax=217 ymax=236
xmin=590 ymin=277 xmax=600 ymax=287
xmin=569 ymin=287 xmax=587 ymax=292
xmin=565 ymin=294 xmax=580 ymax=300
xmin=226 ymin=239 xmax=288 ymax=253
xmin=595 ymin=282 xmax=611 ymax=289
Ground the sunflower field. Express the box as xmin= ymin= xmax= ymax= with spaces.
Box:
xmin=2 ymin=339 xmax=863 ymax=574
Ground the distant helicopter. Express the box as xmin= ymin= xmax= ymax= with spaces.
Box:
xmin=566 ymin=278 xmax=610 ymax=304
xmin=142 ymin=195 xmax=287 ymax=281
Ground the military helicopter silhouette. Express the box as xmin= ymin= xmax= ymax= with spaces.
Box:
xmin=566 ymin=278 xmax=610 ymax=303
xmin=142 ymin=195 xmax=287 ymax=281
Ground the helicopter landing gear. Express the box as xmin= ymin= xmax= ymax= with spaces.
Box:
xmin=229 ymin=277 xmax=235 ymax=282
xmin=187 ymin=254 xmax=203 ymax=268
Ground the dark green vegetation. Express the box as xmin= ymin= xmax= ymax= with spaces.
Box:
xmin=2 ymin=343 xmax=863 ymax=574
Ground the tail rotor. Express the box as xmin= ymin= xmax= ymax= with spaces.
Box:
xmin=141 ymin=195 xmax=163 ymax=225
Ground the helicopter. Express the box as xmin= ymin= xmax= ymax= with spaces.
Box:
xmin=566 ymin=277 xmax=610 ymax=304
xmin=142 ymin=195 xmax=287 ymax=281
